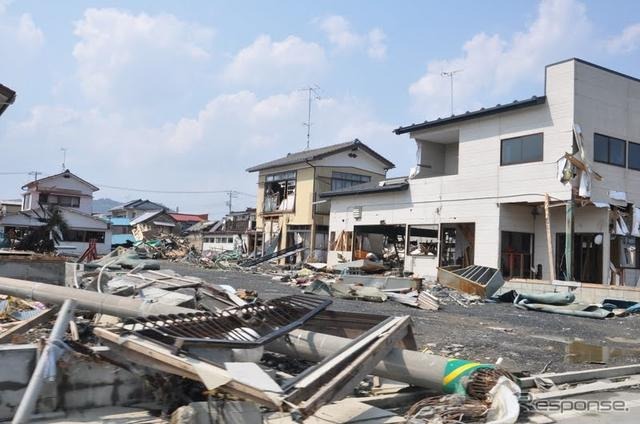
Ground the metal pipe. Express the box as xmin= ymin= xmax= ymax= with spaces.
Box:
xmin=268 ymin=329 xmax=493 ymax=395
xmin=12 ymin=300 xmax=77 ymax=424
xmin=0 ymin=276 xmax=194 ymax=317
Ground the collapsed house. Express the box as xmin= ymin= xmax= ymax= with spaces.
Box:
xmin=0 ymin=170 xmax=113 ymax=255
xmin=202 ymin=208 xmax=257 ymax=254
xmin=130 ymin=210 xmax=179 ymax=241
xmin=323 ymin=59 xmax=640 ymax=291
xmin=247 ymin=139 xmax=395 ymax=263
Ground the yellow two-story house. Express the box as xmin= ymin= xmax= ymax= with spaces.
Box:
xmin=247 ymin=139 xmax=394 ymax=262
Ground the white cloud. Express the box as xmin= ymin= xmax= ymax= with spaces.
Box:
xmin=607 ymin=23 xmax=640 ymax=54
xmin=5 ymin=90 xmax=397 ymax=215
xmin=409 ymin=0 xmax=591 ymax=118
xmin=73 ymin=8 xmax=214 ymax=108
xmin=318 ymin=15 xmax=387 ymax=60
xmin=223 ymin=35 xmax=327 ymax=87
xmin=367 ymin=28 xmax=387 ymax=60
xmin=0 ymin=3 xmax=44 ymax=51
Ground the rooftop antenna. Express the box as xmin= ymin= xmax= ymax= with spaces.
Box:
xmin=60 ymin=147 xmax=68 ymax=171
xmin=441 ymin=69 xmax=463 ymax=116
xmin=300 ymin=85 xmax=321 ymax=149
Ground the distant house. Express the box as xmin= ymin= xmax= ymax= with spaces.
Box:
xmin=109 ymin=217 xmax=135 ymax=247
xmin=0 ymin=200 xmax=21 ymax=216
xmin=109 ymin=199 xmax=172 ymax=220
xmin=169 ymin=213 xmax=209 ymax=233
xmin=247 ymin=139 xmax=394 ymax=262
xmin=0 ymin=170 xmax=112 ymax=255
xmin=202 ymin=208 xmax=257 ymax=254
xmin=130 ymin=210 xmax=178 ymax=241
xmin=184 ymin=220 xmax=219 ymax=251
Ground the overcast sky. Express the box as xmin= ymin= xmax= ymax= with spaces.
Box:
xmin=2 ymin=0 xmax=640 ymax=217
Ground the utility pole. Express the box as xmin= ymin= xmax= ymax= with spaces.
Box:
xmin=225 ymin=190 xmax=238 ymax=214
xmin=441 ymin=69 xmax=463 ymax=116
xmin=60 ymin=147 xmax=68 ymax=171
xmin=300 ymin=86 xmax=321 ymax=149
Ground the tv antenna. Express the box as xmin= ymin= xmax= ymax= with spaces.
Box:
xmin=60 ymin=147 xmax=68 ymax=171
xmin=441 ymin=69 xmax=463 ymax=116
xmin=300 ymin=85 xmax=321 ymax=149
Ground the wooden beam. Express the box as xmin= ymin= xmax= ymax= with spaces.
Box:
xmin=544 ymin=193 xmax=555 ymax=281
xmin=0 ymin=307 xmax=57 ymax=343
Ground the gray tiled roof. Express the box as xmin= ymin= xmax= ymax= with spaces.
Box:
xmin=246 ymin=139 xmax=394 ymax=172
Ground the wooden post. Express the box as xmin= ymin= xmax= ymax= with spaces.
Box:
xmin=565 ymin=199 xmax=574 ymax=281
xmin=544 ymin=194 xmax=555 ymax=281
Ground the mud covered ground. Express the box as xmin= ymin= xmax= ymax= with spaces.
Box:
xmin=163 ymin=262 xmax=640 ymax=375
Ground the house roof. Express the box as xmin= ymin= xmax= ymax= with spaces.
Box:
xmin=130 ymin=210 xmax=175 ymax=226
xmin=319 ymin=176 xmax=409 ymax=198
xmin=185 ymin=220 xmax=218 ymax=233
xmin=0 ymin=83 xmax=16 ymax=117
xmin=110 ymin=199 xmax=171 ymax=212
xmin=21 ymin=169 xmax=99 ymax=192
xmin=246 ymin=139 xmax=395 ymax=172
xmin=393 ymin=96 xmax=546 ymax=135
xmin=112 ymin=234 xmax=136 ymax=245
xmin=168 ymin=213 xmax=208 ymax=222
xmin=109 ymin=217 xmax=131 ymax=226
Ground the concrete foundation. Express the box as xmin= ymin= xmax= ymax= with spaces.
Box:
xmin=0 ymin=344 xmax=151 ymax=421
xmin=0 ymin=257 xmax=65 ymax=285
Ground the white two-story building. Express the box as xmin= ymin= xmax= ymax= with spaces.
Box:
xmin=323 ymin=59 xmax=640 ymax=287
xmin=0 ymin=170 xmax=112 ymax=255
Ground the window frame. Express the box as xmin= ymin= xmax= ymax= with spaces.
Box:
xmin=500 ymin=132 xmax=544 ymax=166
xmin=628 ymin=141 xmax=640 ymax=171
xmin=330 ymin=172 xmax=372 ymax=191
xmin=594 ymin=133 xmax=627 ymax=168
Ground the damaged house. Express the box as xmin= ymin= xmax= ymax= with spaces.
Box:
xmin=202 ymin=208 xmax=257 ymax=254
xmin=129 ymin=210 xmax=179 ymax=241
xmin=247 ymin=139 xmax=394 ymax=262
xmin=324 ymin=58 xmax=640 ymax=288
xmin=0 ymin=170 xmax=112 ymax=255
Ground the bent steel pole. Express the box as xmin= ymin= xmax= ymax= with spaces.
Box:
xmin=269 ymin=329 xmax=495 ymax=395
xmin=12 ymin=300 xmax=76 ymax=424
xmin=0 ymin=276 xmax=194 ymax=317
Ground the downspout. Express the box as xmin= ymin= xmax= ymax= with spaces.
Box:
xmin=305 ymin=160 xmax=317 ymax=260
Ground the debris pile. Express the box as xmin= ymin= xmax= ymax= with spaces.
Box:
xmin=0 ymin=264 xmax=524 ymax=423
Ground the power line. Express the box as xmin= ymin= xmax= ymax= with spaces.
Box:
xmin=94 ymin=183 xmax=255 ymax=197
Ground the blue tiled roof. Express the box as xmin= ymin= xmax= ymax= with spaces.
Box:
xmin=111 ymin=234 xmax=136 ymax=245
xmin=109 ymin=217 xmax=131 ymax=226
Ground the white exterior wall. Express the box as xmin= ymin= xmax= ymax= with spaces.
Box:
xmin=24 ymin=174 xmax=96 ymax=214
xmin=328 ymin=61 xmax=576 ymax=278
xmin=573 ymin=60 xmax=640 ymax=206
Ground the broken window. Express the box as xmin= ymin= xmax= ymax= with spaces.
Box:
xmin=330 ymin=172 xmax=371 ymax=191
xmin=501 ymin=231 xmax=534 ymax=279
xmin=594 ymin=133 xmax=626 ymax=167
xmin=65 ymin=230 xmax=105 ymax=243
xmin=501 ymin=133 xmax=543 ymax=166
xmin=408 ymin=225 xmax=438 ymax=256
xmin=264 ymin=171 xmax=296 ymax=212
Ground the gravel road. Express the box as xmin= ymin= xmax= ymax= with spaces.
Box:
xmin=162 ymin=261 xmax=640 ymax=374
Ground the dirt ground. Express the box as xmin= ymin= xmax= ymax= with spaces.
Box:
xmin=163 ymin=262 xmax=640 ymax=375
